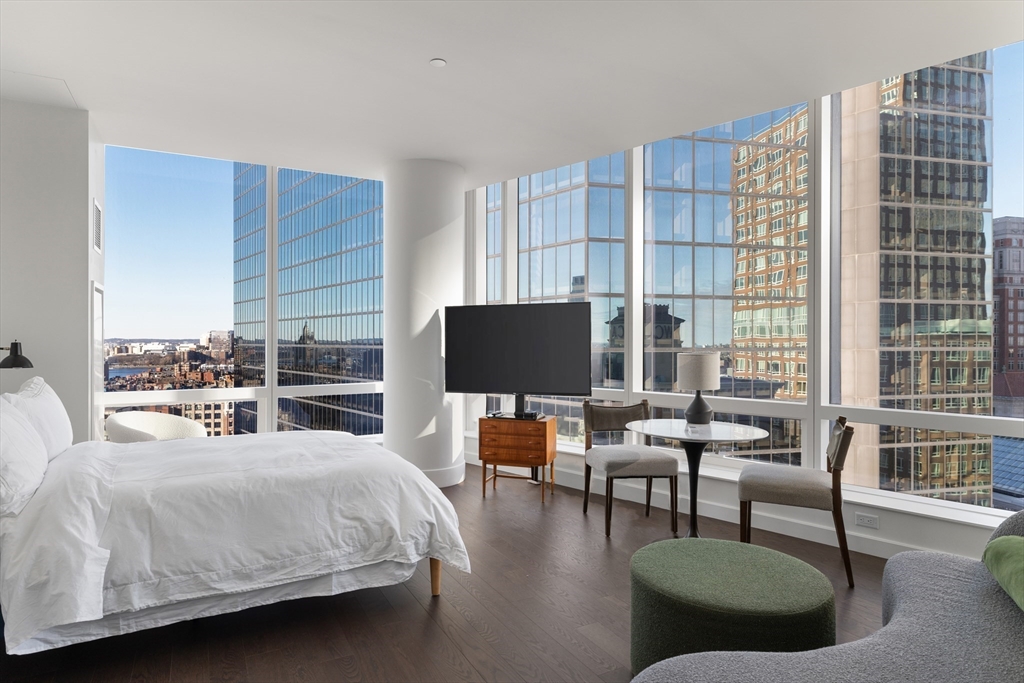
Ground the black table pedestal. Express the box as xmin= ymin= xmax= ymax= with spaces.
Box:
xmin=680 ymin=440 xmax=709 ymax=538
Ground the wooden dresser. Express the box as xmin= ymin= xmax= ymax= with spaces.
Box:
xmin=478 ymin=415 xmax=557 ymax=502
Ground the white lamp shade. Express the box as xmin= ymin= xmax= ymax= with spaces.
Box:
xmin=676 ymin=352 xmax=721 ymax=391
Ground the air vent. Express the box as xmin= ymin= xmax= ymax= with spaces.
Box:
xmin=92 ymin=201 xmax=102 ymax=253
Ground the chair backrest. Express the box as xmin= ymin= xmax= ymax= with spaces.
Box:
xmin=826 ymin=417 xmax=854 ymax=474
xmin=582 ymin=400 xmax=650 ymax=450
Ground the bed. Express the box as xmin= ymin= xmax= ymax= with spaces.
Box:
xmin=1 ymin=393 xmax=470 ymax=655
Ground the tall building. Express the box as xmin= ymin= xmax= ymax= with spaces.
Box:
xmin=992 ymin=216 xmax=1024 ymax=511
xmin=232 ymin=163 xmax=268 ymax=434
xmin=230 ymin=168 xmax=384 ymax=436
xmin=993 ymin=215 xmax=1024 ymax=412
xmin=730 ymin=108 xmax=810 ymax=402
xmin=515 ymin=155 xmax=627 ymax=441
xmin=840 ymin=52 xmax=994 ymax=506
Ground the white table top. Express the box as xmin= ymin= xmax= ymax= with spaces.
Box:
xmin=626 ymin=419 xmax=769 ymax=443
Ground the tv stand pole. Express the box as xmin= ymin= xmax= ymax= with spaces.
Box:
xmin=514 ymin=393 xmax=527 ymax=419
xmin=513 ymin=394 xmax=540 ymax=482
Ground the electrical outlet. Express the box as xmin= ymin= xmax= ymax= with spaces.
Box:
xmin=855 ymin=512 xmax=879 ymax=530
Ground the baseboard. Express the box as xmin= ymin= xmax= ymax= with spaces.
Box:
xmin=466 ymin=451 xmax=993 ymax=560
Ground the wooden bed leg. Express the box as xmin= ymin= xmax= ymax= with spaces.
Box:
xmin=429 ymin=558 xmax=442 ymax=597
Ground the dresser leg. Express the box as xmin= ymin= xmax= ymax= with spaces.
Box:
xmin=493 ymin=464 xmax=498 ymax=490
xmin=550 ymin=462 xmax=555 ymax=494
xmin=541 ymin=464 xmax=546 ymax=503
xmin=482 ymin=460 xmax=486 ymax=498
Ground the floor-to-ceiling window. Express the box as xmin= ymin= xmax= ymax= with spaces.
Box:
xmin=103 ymin=148 xmax=258 ymax=436
xmin=641 ymin=105 xmax=810 ymax=465
xmin=473 ymin=39 xmax=1023 ymax=513
xmin=275 ymin=169 xmax=383 ymax=435
xmin=102 ymin=151 xmax=384 ymax=437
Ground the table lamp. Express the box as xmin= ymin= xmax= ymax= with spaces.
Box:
xmin=0 ymin=340 xmax=33 ymax=369
xmin=676 ymin=351 xmax=720 ymax=424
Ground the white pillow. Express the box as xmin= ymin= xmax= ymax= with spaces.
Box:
xmin=0 ymin=400 xmax=49 ymax=516
xmin=1 ymin=377 xmax=74 ymax=460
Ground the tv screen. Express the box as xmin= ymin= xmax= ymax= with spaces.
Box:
xmin=445 ymin=302 xmax=592 ymax=397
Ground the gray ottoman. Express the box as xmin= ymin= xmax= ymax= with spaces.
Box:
xmin=630 ymin=539 xmax=835 ymax=675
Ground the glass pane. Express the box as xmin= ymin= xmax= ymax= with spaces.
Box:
xmin=642 ymin=100 xmax=810 ymax=402
xmin=277 ymin=169 xmax=383 ymax=396
xmin=104 ymin=149 xmax=264 ymax=392
xmin=278 ymin=394 xmax=382 ymax=436
xmin=833 ymin=41 xmax=1022 ymax=509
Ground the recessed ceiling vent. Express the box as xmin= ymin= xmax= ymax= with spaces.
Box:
xmin=92 ymin=200 xmax=102 ymax=253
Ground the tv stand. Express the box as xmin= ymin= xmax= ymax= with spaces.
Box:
xmin=513 ymin=393 xmax=537 ymax=420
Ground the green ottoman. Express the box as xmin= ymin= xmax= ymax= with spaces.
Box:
xmin=630 ymin=539 xmax=835 ymax=675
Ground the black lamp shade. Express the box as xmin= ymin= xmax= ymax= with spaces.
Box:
xmin=0 ymin=341 xmax=33 ymax=369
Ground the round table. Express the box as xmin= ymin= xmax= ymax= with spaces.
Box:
xmin=625 ymin=420 xmax=769 ymax=538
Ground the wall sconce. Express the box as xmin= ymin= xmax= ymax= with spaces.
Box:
xmin=0 ymin=340 xmax=34 ymax=369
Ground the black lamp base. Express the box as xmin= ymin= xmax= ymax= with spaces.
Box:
xmin=684 ymin=390 xmax=713 ymax=425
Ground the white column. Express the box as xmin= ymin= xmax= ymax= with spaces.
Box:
xmin=383 ymin=160 xmax=466 ymax=487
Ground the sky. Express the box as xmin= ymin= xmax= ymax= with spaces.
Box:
xmin=104 ymin=146 xmax=234 ymax=339
xmin=993 ymin=40 xmax=1024 ymax=219
xmin=104 ymin=41 xmax=1023 ymax=340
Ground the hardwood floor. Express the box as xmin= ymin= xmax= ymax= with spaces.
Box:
xmin=1 ymin=464 xmax=887 ymax=683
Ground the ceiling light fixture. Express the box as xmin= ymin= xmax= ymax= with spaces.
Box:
xmin=429 ymin=58 xmax=447 ymax=68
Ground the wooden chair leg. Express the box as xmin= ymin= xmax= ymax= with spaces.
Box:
xmin=605 ymin=477 xmax=614 ymax=537
xmin=669 ymin=475 xmax=678 ymax=534
xmin=583 ymin=464 xmax=592 ymax=514
xmin=833 ymin=506 xmax=855 ymax=588
xmin=645 ymin=477 xmax=653 ymax=517
xmin=739 ymin=500 xmax=749 ymax=542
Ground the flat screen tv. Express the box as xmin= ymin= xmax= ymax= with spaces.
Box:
xmin=445 ymin=302 xmax=591 ymax=418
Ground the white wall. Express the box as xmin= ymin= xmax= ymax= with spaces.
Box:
xmin=0 ymin=99 xmax=103 ymax=442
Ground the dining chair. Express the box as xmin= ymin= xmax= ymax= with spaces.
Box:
xmin=737 ymin=418 xmax=856 ymax=587
xmin=583 ymin=400 xmax=680 ymax=537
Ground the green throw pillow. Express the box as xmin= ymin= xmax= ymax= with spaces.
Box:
xmin=982 ymin=535 xmax=1024 ymax=611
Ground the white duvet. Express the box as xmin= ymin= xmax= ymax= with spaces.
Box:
xmin=0 ymin=431 xmax=470 ymax=654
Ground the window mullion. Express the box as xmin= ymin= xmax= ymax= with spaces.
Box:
xmin=808 ymin=97 xmax=827 ymax=469
xmin=626 ymin=146 xmax=645 ymax=403
xmin=266 ymin=165 xmax=279 ymax=432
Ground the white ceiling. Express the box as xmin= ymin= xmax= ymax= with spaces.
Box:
xmin=1 ymin=1 xmax=1021 ymax=188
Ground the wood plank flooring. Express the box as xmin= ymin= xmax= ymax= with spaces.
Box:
xmin=2 ymin=464 xmax=887 ymax=683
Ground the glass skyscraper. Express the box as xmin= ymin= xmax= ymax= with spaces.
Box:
xmin=232 ymin=166 xmax=384 ymax=435
xmin=232 ymin=162 xmax=268 ymax=435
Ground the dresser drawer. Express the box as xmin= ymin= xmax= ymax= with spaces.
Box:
xmin=479 ymin=448 xmax=548 ymax=465
xmin=478 ymin=434 xmax=548 ymax=452
xmin=479 ymin=419 xmax=549 ymax=437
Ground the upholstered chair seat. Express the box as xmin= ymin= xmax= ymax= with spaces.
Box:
xmin=586 ymin=445 xmax=680 ymax=479
xmin=738 ymin=466 xmax=834 ymax=511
